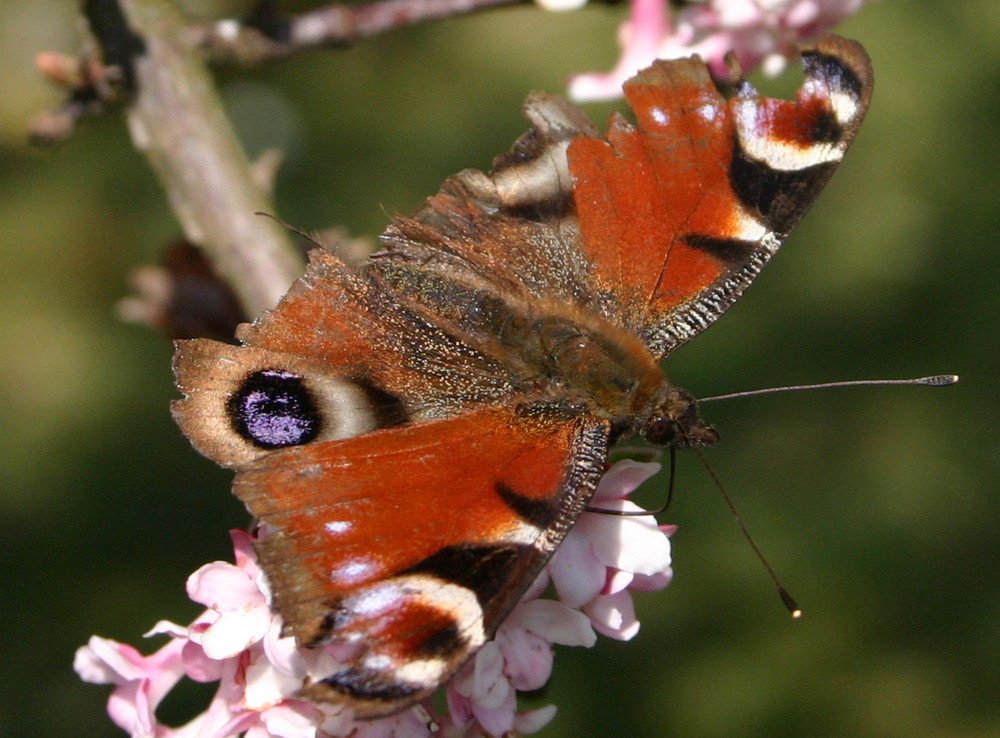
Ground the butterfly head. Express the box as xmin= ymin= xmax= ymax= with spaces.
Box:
xmin=639 ymin=387 xmax=720 ymax=448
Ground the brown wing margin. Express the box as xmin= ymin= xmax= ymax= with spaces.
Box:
xmin=233 ymin=405 xmax=610 ymax=717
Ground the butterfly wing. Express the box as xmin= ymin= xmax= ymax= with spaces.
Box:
xmin=236 ymin=405 xmax=608 ymax=716
xmin=568 ymin=35 xmax=873 ymax=357
xmin=371 ymin=37 xmax=872 ymax=363
xmin=173 ymin=248 xmax=524 ymax=469
xmin=173 ymin=245 xmax=611 ymax=717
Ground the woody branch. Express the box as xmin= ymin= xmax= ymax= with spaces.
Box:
xmin=77 ymin=0 xmax=303 ymax=318
xmin=197 ymin=0 xmax=529 ymax=64
xmin=36 ymin=0 xmax=528 ymax=318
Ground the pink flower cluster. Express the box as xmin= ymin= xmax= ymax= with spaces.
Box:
xmin=535 ymin=0 xmax=872 ymax=101
xmin=75 ymin=461 xmax=673 ymax=738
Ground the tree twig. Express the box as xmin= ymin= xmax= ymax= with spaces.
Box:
xmin=36 ymin=0 xmax=541 ymax=314
xmin=90 ymin=0 xmax=304 ymax=318
xmin=31 ymin=0 xmax=532 ymax=142
xmin=196 ymin=0 xmax=530 ymax=65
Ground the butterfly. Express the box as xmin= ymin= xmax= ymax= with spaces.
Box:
xmin=172 ymin=35 xmax=872 ymax=718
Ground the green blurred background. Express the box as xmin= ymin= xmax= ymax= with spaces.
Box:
xmin=1 ymin=1 xmax=997 ymax=736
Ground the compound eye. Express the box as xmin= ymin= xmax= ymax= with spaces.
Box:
xmin=641 ymin=417 xmax=678 ymax=447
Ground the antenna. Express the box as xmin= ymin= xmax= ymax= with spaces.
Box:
xmin=700 ymin=374 xmax=957 ymax=403
xmin=588 ymin=373 xmax=958 ymax=615
xmin=693 ymin=373 xmax=956 ymax=615
xmin=254 ymin=210 xmax=325 ymax=248
xmin=689 ymin=445 xmax=802 ymax=618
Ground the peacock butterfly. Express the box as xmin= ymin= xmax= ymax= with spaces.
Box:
xmin=172 ymin=36 xmax=872 ymax=717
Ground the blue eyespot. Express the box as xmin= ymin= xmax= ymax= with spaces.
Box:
xmin=228 ymin=369 xmax=321 ymax=449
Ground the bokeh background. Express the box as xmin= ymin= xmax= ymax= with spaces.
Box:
xmin=1 ymin=1 xmax=997 ymax=736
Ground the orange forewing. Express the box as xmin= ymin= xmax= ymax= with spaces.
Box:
xmin=236 ymin=249 xmax=378 ymax=364
xmin=568 ymin=57 xmax=737 ymax=316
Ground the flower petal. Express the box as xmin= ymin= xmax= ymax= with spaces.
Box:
xmin=471 ymin=682 xmax=517 ymax=738
xmin=199 ymin=605 xmax=273 ymax=660
xmin=497 ymin=626 xmax=553 ymax=691
xmin=629 ymin=569 xmax=674 ymax=593
xmin=74 ymin=637 xmax=145 ymax=684
xmin=514 ymin=704 xmax=559 ymax=735
xmin=584 ymin=591 xmax=641 ymax=641
xmin=470 ymin=641 xmax=509 ymax=708
xmin=187 ymin=560 xmax=265 ymax=611
xmin=548 ymin=527 xmax=606 ymax=607
xmin=590 ymin=460 xmax=662 ymax=504
xmin=593 ymin=514 xmax=671 ymax=576
xmin=244 ymin=650 xmax=303 ymax=711
xmin=512 ymin=599 xmax=597 ymax=648
xmin=258 ymin=700 xmax=322 ymax=738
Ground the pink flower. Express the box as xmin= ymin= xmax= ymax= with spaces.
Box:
xmin=74 ymin=635 xmax=188 ymax=736
xmin=77 ymin=461 xmax=674 ymax=737
xmin=184 ymin=532 xmax=273 ymax=660
xmin=549 ymin=460 xmax=674 ymax=639
xmin=562 ymin=0 xmax=872 ymax=101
